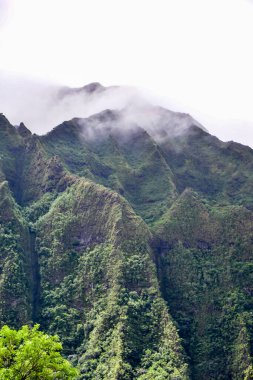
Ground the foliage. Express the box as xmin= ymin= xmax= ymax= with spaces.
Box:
xmin=0 ymin=182 xmax=32 ymax=327
xmin=35 ymin=183 xmax=189 ymax=378
xmin=41 ymin=118 xmax=177 ymax=224
xmin=155 ymin=193 xmax=253 ymax=379
xmin=0 ymin=324 xmax=79 ymax=379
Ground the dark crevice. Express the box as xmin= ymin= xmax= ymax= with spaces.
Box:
xmin=28 ymin=227 xmax=41 ymax=322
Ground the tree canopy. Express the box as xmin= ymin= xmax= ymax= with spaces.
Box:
xmin=0 ymin=324 xmax=79 ymax=379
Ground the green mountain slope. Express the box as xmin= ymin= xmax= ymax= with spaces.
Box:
xmin=160 ymin=126 xmax=253 ymax=209
xmin=0 ymin=180 xmax=32 ymax=326
xmin=36 ymin=179 xmax=188 ymax=379
xmin=41 ymin=110 xmax=177 ymax=224
xmin=0 ymin=107 xmax=252 ymax=380
xmin=154 ymin=189 xmax=253 ymax=379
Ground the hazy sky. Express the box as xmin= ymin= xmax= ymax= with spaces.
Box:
xmin=0 ymin=0 xmax=253 ymax=146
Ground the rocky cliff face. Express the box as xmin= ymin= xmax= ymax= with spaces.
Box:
xmin=0 ymin=98 xmax=252 ymax=380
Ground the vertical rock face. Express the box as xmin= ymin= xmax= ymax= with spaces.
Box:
xmin=0 ymin=108 xmax=253 ymax=380
xmin=0 ymin=181 xmax=32 ymax=326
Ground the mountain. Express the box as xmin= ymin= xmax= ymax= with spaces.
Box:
xmin=0 ymin=86 xmax=253 ymax=380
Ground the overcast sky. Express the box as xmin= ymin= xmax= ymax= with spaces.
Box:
xmin=0 ymin=0 xmax=253 ymax=146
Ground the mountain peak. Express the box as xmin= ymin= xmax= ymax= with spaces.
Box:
xmin=91 ymin=108 xmax=120 ymax=122
xmin=57 ymin=82 xmax=105 ymax=99
xmin=0 ymin=113 xmax=11 ymax=126
xmin=0 ymin=113 xmax=20 ymax=136
xmin=81 ymin=82 xmax=104 ymax=93
xmin=17 ymin=122 xmax=32 ymax=138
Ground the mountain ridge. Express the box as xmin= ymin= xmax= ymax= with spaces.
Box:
xmin=0 ymin=106 xmax=253 ymax=379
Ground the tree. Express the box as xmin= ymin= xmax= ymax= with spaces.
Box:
xmin=0 ymin=324 xmax=79 ymax=379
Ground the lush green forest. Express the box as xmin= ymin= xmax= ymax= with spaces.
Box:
xmin=0 ymin=324 xmax=78 ymax=379
xmin=0 ymin=110 xmax=253 ymax=379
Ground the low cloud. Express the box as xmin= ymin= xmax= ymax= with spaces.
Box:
xmin=0 ymin=72 xmax=203 ymax=143
xmin=0 ymin=72 xmax=142 ymax=134
xmin=0 ymin=0 xmax=9 ymax=25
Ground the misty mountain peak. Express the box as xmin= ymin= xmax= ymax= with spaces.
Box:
xmin=81 ymin=82 xmax=104 ymax=93
xmin=17 ymin=122 xmax=32 ymax=138
xmin=58 ymin=82 xmax=105 ymax=98
xmin=92 ymin=109 xmax=120 ymax=122
xmin=0 ymin=113 xmax=11 ymax=127
xmin=0 ymin=78 xmax=209 ymax=139
xmin=0 ymin=113 xmax=20 ymax=136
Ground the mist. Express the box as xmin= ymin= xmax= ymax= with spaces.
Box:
xmin=0 ymin=72 xmax=143 ymax=134
xmin=1 ymin=72 xmax=253 ymax=148
xmin=0 ymin=72 xmax=203 ymax=141
xmin=1 ymin=1 xmax=253 ymax=147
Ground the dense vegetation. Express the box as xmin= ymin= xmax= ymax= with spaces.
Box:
xmin=0 ymin=324 xmax=78 ymax=379
xmin=0 ymin=110 xmax=252 ymax=379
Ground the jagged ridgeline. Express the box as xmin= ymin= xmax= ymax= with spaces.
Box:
xmin=0 ymin=102 xmax=253 ymax=380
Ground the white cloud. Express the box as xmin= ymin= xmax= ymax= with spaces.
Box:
xmin=0 ymin=0 xmax=253 ymax=146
